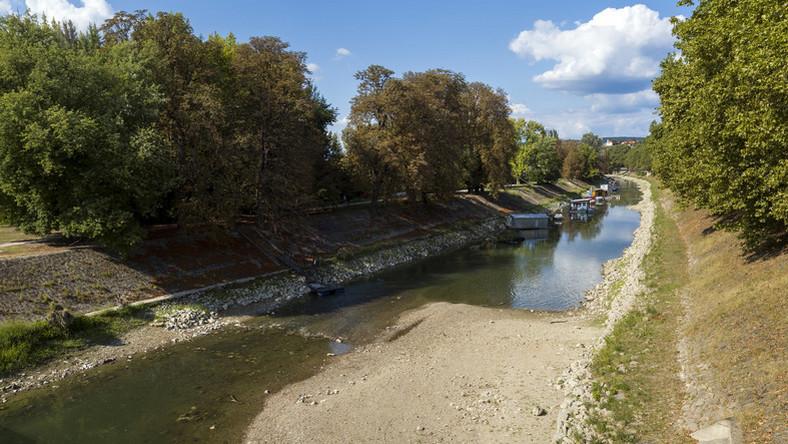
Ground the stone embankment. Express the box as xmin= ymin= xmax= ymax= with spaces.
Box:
xmin=0 ymin=217 xmax=505 ymax=399
xmin=553 ymin=177 xmax=655 ymax=443
xmin=172 ymin=217 xmax=505 ymax=323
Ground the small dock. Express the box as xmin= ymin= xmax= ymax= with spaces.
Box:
xmin=307 ymin=282 xmax=345 ymax=297
xmin=506 ymin=213 xmax=549 ymax=230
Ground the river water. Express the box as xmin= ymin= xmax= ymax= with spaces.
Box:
xmin=0 ymin=183 xmax=641 ymax=443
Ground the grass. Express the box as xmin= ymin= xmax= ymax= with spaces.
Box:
xmin=586 ymin=179 xmax=692 ymax=443
xmin=673 ymin=189 xmax=787 ymax=442
xmin=0 ymin=306 xmax=151 ymax=377
xmin=501 ymin=179 xmax=589 ymax=213
xmin=586 ymin=177 xmax=787 ymax=442
xmin=0 ymin=225 xmax=39 ymax=244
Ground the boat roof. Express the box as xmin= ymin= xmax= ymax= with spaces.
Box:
xmin=571 ymin=198 xmax=593 ymax=203
xmin=509 ymin=213 xmax=549 ymax=219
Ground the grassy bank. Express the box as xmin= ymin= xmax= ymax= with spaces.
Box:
xmin=496 ymin=179 xmax=589 ymax=213
xmin=0 ymin=225 xmax=39 ymax=244
xmin=0 ymin=306 xmax=151 ymax=377
xmin=674 ymin=192 xmax=787 ymax=442
xmin=586 ymin=179 xmax=691 ymax=443
xmin=586 ymin=177 xmax=787 ymax=443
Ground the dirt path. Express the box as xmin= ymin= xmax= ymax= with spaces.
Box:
xmin=245 ymin=303 xmax=599 ymax=443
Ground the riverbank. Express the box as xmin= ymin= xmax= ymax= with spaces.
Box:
xmin=0 ymin=179 xmax=596 ymax=397
xmin=246 ymin=302 xmax=599 ymax=443
xmin=243 ymin=177 xmax=655 ymax=443
xmin=0 ymin=216 xmax=505 ymax=400
xmin=556 ymin=177 xmax=786 ymax=443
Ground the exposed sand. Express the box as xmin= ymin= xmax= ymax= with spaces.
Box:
xmin=245 ymin=303 xmax=600 ymax=443
xmin=245 ymin=177 xmax=655 ymax=444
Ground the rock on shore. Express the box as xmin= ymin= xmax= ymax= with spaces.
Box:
xmin=553 ymin=177 xmax=655 ymax=443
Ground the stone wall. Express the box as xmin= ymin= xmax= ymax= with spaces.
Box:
xmin=187 ymin=217 xmax=505 ymax=314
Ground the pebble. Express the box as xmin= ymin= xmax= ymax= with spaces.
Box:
xmin=532 ymin=406 xmax=547 ymax=416
xmin=3 ymin=219 xmax=506 ymax=405
xmin=555 ymin=178 xmax=655 ymax=443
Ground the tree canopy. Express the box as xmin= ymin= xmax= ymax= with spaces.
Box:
xmin=0 ymin=11 xmax=616 ymax=250
xmin=651 ymin=0 xmax=787 ymax=248
xmin=0 ymin=15 xmax=174 ymax=249
xmin=511 ymin=119 xmax=560 ymax=184
xmin=343 ymin=66 xmax=516 ymax=203
xmin=0 ymin=12 xmax=336 ymax=248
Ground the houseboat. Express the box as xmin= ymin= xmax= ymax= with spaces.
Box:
xmin=569 ymin=198 xmax=594 ymax=213
xmin=506 ymin=213 xmax=550 ymax=230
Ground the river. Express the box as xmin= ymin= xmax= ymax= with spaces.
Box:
xmin=0 ymin=183 xmax=641 ymax=443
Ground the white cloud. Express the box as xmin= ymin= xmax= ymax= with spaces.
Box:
xmin=509 ymin=103 xmax=531 ymax=116
xmin=24 ymin=0 xmax=113 ymax=30
xmin=306 ymin=63 xmax=320 ymax=73
xmin=536 ymin=106 xmax=656 ymax=139
xmin=328 ymin=114 xmax=350 ymax=138
xmin=509 ymin=5 xmax=675 ymax=94
xmin=588 ymin=89 xmax=658 ymax=114
xmin=335 ymin=47 xmax=351 ymax=58
xmin=0 ymin=0 xmax=12 ymax=14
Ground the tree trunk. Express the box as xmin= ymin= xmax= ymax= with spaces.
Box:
xmin=256 ymin=131 xmax=269 ymax=228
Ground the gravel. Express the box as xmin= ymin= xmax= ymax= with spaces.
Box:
xmin=180 ymin=218 xmax=505 ymax=316
xmin=554 ymin=177 xmax=656 ymax=443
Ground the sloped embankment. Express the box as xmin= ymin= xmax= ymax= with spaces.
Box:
xmin=557 ymin=178 xmax=786 ymax=443
xmin=674 ymin=200 xmax=787 ymax=443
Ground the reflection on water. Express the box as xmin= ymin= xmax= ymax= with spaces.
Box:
xmin=0 ymin=181 xmax=642 ymax=444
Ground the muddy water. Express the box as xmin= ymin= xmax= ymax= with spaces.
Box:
xmin=0 ymin=183 xmax=641 ymax=443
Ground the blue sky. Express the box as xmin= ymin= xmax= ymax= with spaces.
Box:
xmin=1 ymin=1 xmax=692 ymax=138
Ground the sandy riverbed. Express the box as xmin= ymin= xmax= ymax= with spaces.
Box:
xmin=244 ymin=177 xmax=654 ymax=444
xmin=245 ymin=303 xmax=600 ymax=443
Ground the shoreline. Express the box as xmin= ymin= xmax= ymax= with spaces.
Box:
xmin=554 ymin=176 xmax=655 ymax=442
xmin=1 ymin=178 xmax=646 ymax=441
xmin=242 ymin=177 xmax=655 ymax=443
xmin=1 ymin=216 xmax=506 ymax=401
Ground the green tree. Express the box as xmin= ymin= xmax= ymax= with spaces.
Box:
xmin=0 ymin=15 xmax=175 ymax=250
xmin=652 ymin=0 xmax=787 ymax=247
xmin=580 ymin=132 xmax=603 ymax=150
xmin=604 ymin=144 xmax=630 ymax=171
xmin=511 ymin=119 xmax=560 ymax=184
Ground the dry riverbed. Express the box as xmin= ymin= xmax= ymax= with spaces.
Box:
xmin=245 ymin=177 xmax=655 ymax=443
xmin=2 ymin=178 xmax=653 ymax=444
xmin=245 ymin=303 xmax=599 ymax=443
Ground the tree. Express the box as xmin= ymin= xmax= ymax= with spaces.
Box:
xmin=130 ymin=12 xmax=242 ymax=227
xmin=343 ymin=65 xmax=399 ymax=207
xmin=232 ymin=36 xmax=335 ymax=228
xmin=652 ymin=0 xmax=787 ymax=247
xmin=385 ymin=69 xmax=469 ymax=202
xmin=345 ymin=66 xmax=517 ymax=203
xmin=313 ymin=133 xmax=354 ymax=205
xmin=561 ymin=143 xmax=599 ymax=180
xmin=511 ymin=119 xmax=560 ymax=184
xmin=604 ymin=144 xmax=631 ymax=171
xmin=580 ymin=132 xmax=603 ymax=150
xmin=462 ymin=83 xmax=516 ymax=194
xmin=0 ymin=15 xmax=175 ymax=250
xmin=99 ymin=9 xmax=146 ymax=45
